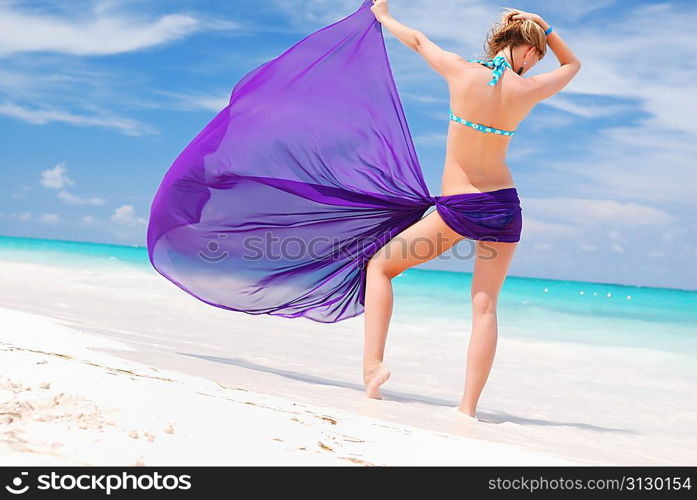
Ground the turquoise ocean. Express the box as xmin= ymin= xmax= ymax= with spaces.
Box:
xmin=2 ymin=234 xmax=696 ymax=357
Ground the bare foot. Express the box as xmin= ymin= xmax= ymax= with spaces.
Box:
xmin=456 ymin=407 xmax=479 ymax=421
xmin=363 ymin=361 xmax=391 ymax=399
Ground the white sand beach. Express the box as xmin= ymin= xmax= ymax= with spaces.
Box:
xmin=0 ymin=307 xmax=575 ymax=466
xmin=1 ymin=257 xmax=696 ymax=466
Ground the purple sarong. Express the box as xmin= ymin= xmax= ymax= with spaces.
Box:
xmin=147 ymin=0 xmax=522 ymax=323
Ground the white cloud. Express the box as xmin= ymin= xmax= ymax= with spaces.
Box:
xmin=565 ymin=4 xmax=697 ymax=134
xmin=0 ymin=100 xmax=157 ymax=136
xmin=611 ymin=243 xmax=624 ymax=254
xmin=38 ymin=213 xmax=59 ymax=225
xmin=40 ymin=162 xmax=74 ymax=189
xmin=40 ymin=163 xmax=107 ymax=206
xmin=0 ymin=3 xmax=199 ymax=57
xmin=522 ymin=197 xmax=675 ymax=228
xmin=580 ymin=244 xmax=596 ymax=252
xmin=547 ymin=126 xmax=697 ymax=203
xmin=13 ymin=212 xmax=32 ymax=222
xmin=0 ymin=1 xmax=242 ymax=138
xmin=0 ymin=1 xmax=241 ymax=136
xmin=521 ymin=216 xmax=576 ymax=237
xmin=11 ymin=184 xmax=33 ymax=199
xmin=660 ymin=228 xmax=688 ymax=244
xmin=111 ymin=205 xmax=147 ymax=226
xmin=0 ymin=66 xmax=118 ymax=103
xmin=269 ymin=0 xmax=358 ymax=27
xmin=154 ymin=89 xmax=230 ymax=112
xmin=523 ymin=113 xmax=577 ymax=131
xmin=0 ymin=67 xmax=36 ymax=99
xmin=58 ymin=190 xmax=106 ymax=206
xmin=383 ymin=2 xmax=496 ymax=48
xmin=533 ymin=0 xmax=617 ymax=22
xmin=542 ymin=94 xmax=632 ymax=118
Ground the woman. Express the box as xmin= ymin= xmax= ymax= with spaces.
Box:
xmin=146 ymin=1 xmax=580 ymax=420
xmin=364 ymin=1 xmax=581 ymax=417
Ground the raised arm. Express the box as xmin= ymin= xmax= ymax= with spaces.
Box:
xmin=510 ymin=9 xmax=582 ymax=101
xmin=370 ymin=0 xmax=465 ymax=79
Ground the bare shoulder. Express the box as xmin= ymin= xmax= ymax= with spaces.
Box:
xmin=516 ymin=63 xmax=582 ymax=103
xmin=416 ymin=42 xmax=470 ymax=80
xmin=447 ymin=60 xmax=496 ymax=83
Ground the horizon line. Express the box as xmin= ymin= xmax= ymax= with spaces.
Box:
xmin=1 ymin=232 xmax=695 ymax=294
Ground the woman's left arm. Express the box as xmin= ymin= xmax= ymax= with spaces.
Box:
xmin=371 ymin=0 xmax=464 ymax=79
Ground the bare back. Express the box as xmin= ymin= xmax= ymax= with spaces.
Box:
xmin=442 ymin=61 xmax=536 ymax=195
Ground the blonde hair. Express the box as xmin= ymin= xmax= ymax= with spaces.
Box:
xmin=477 ymin=7 xmax=547 ymax=61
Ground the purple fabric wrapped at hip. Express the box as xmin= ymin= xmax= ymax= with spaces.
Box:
xmin=147 ymin=0 xmax=522 ymax=323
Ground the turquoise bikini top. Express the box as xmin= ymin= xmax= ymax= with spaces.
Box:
xmin=448 ymin=55 xmax=517 ymax=136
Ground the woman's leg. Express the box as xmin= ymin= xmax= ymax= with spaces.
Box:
xmin=458 ymin=240 xmax=518 ymax=416
xmin=363 ymin=209 xmax=464 ymax=398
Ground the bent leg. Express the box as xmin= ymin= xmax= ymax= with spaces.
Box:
xmin=459 ymin=240 xmax=518 ymax=416
xmin=363 ymin=209 xmax=464 ymax=398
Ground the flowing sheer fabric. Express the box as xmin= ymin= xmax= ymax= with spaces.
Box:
xmin=147 ymin=0 xmax=520 ymax=323
xmin=147 ymin=0 xmax=437 ymax=322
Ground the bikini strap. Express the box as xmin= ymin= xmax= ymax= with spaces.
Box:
xmin=466 ymin=55 xmax=512 ymax=87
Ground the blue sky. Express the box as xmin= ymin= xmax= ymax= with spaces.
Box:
xmin=1 ymin=0 xmax=696 ymax=290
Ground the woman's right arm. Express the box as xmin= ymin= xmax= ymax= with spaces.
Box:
xmin=511 ymin=10 xmax=582 ymax=101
